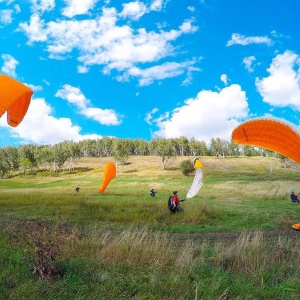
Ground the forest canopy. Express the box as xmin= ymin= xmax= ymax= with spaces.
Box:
xmin=0 ymin=136 xmax=282 ymax=178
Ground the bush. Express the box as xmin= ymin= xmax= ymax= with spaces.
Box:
xmin=180 ymin=159 xmax=194 ymax=176
xmin=20 ymin=219 xmax=77 ymax=281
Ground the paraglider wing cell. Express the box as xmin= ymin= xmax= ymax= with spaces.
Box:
xmin=186 ymin=157 xmax=204 ymax=199
xmin=0 ymin=74 xmax=33 ymax=127
xmin=99 ymin=162 xmax=116 ymax=193
xmin=232 ymin=117 xmax=300 ymax=164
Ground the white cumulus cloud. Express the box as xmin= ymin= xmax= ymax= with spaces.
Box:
xmin=243 ymin=56 xmax=256 ymax=72
xmin=0 ymin=98 xmax=103 ymax=144
xmin=62 ymin=0 xmax=98 ymax=18
xmin=55 ymin=84 xmax=122 ymax=125
xmin=145 ymin=107 xmax=159 ymax=125
xmin=29 ymin=0 xmax=55 ymax=13
xmin=18 ymin=4 xmax=199 ymax=85
xmin=0 ymin=9 xmax=13 ymax=24
xmin=227 ymin=33 xmax=272 ymax=46
xmin=120 ymin=1 xmax=147 ymax=20
xmin=256 ymin=50 xmax=300 ymax=110
xmin=220 ymin=74 xmax=228 ymax=85
xmin=152 ymin=84 xmax=249 ymax=142
xmin=121 ymin=60 xmax=200 ymax=86
xmin=150 ymin=0 xmax=163 ymax=11
xmin=1 ymin=54 xmax=18 ymax=77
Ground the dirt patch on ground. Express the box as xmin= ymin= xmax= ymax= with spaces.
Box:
xmin=3 ymin=218 xmax=300 ymax=247
xmin=171 ymin=229 xmax=300 ymax=244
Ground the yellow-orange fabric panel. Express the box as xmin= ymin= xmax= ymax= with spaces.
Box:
xmin=292 ymin=223 xmax=300 ymax=230
xmin=232 ymin=117 xmax=300 ymax=164
xmin=99 ymin=162 xmax=116 ymax=193
xmin=0 ymin=74 xmax=33 ymax=127
xmin=194 ymin=157 xmax=204 ymax=169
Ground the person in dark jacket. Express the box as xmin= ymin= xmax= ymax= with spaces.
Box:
xmin=150 ymin=189 xmax=157 ymax=198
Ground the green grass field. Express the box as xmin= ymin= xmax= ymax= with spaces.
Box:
xmin=1 ymin=156 xmax=300 ymax=299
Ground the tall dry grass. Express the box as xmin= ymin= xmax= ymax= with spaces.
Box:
xmin=3 ymin=217 xmax=300 ymax=298
xmin=66 ymin=226 xmax=196 ymax=270
xmin=211 ymin=230 xmax=300 ymax=277
xmin=65 ymin=226 xmax=300 ymax=276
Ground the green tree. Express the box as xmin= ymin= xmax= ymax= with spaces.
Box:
xmin=132 ymin=139 xmax=150 ymax=155
xmin=242 ymin=145 xmax=260 ymax=157
xmin=20 ymin=157 xmax=31 ymax=175
xmin=18 ymin=144 xmax=37 ymax=173
xmin=112 ymin=139 xmax=131 ymax=166
xmin=3 ymin=146 xmax=20 ymax=171
xmin=53 ymin=143 xmax=71 ymax=172
xmin=228 ymin=139 xmax=240 ymax=157
xmin=150 ymin=138 xmax=176 ymax=170
xmin=100 ymin=137 xmax=114 ymax=157
xmin=189 ymin=138 xmax=208 ymax=156
xmin=0 ymin=149 xmax=11 ymax=178
xmin=173 ymin=136 xmax=190 ymax=156
xmin=35 ymin=145 xmax=54 ymax=171
xmin=210 ymin=138 xmax=229 ymax=157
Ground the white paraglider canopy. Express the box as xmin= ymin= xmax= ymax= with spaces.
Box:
xmin=186 ymin=157 xmax=205 ymax=199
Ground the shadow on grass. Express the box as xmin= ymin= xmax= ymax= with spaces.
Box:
xmin=123 ymin=169 xmax=138 ymax=173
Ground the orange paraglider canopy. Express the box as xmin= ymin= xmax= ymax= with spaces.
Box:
xmin=99 ymin=162 xmax=116 ymax=193
xmin=0 ymin=74 xmax=33 ymax=127
xmin=232 ymin=117 xmax=300 ymax=164
xmin=292 ymin=223 xmax=300 ymax=231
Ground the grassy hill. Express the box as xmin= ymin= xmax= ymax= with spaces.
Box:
xmin=1 ymin=155 xmax=300 ymax=232
xmin=1 ymin=156 xmax=300 ymax=299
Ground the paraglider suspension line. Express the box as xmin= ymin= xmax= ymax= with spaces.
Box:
xmin=243 ymin=128 xmax=249 ymax=141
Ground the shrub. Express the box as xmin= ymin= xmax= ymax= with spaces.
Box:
xmin=180 ymin=159 xmax=194 ymax=176
xmin=20 ymin=219 xmax=77 ymax=281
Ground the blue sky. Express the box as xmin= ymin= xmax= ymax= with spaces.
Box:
xmin=1 ymin=0 xmax=300 ymax=147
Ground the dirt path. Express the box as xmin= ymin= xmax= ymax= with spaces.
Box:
xmin=170 ymin=229 xmax=300 ymax=244
xmin=3 ymin=219 xmax=300 ymax=246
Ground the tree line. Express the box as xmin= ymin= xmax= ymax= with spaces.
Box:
xmin=0 ymin=136 xmax=278 ymax=177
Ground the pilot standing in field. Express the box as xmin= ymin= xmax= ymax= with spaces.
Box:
xmin=150 ymin=189 xmax=157 ymax=198
xmin=290 ymin=190 xmax=300 ymax=203
xmin=168 ymin=191 xmax=184 ymax=213
xmin=172 ymin=191 xmax=180 ymax=208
